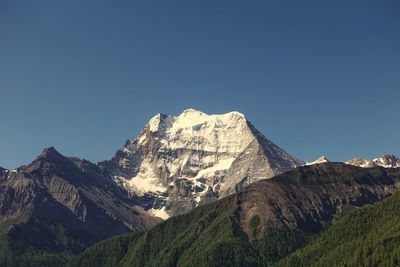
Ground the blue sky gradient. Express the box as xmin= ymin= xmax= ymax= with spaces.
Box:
xmin=1 ymin=0 xmax=399 ymax=168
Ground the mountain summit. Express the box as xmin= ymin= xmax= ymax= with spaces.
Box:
xmin=100 ymin=109 xmax=304 ymax=218
xmin=306 ymin=156 xmax=330 ymax=165
xmin=346 ymin=155 xmax=400 ymax=168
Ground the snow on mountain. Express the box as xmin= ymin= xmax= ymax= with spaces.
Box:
xmin=346 ymin=155 xmax=400 ymax=168
xmin=306 ymin=156 xmax=330 ymax=165
xmin=372 ymin=155 xmax=400 ymax=168
xmin=345 ymin=157 xmax=376 ymax=168
xmin=141 ymin=109 xmax=254 ymax=154
xmin=99 ymin=109 xmax=304 ymax=219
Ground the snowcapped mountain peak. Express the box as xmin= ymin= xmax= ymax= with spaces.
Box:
xmin=372 ymin=155 xmax=400 ymax=168
xmin=180 ymin=108 xmax=206 ymax=116
xmin=102 ymin=109 xmax=303 ymax=219
xmin=307 ymin=156 xmax=330 ymax=165
xmin=345 ymin=157 xmax=375 ymax=168
xmin=140 ymin=109 xmax=251 ymax=154
xmin=146 ymin=109 xmax=247 ymax=135
xmin=147 ymin=113 xmax=174 ymax=133
xmin=175 ymin=109 xmax=246 ymax=128
xmin=346 ymin=155 xmax=400 ymax=168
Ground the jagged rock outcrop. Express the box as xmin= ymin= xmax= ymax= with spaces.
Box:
xmin=99 ymin=109 xmax=304 ymax=218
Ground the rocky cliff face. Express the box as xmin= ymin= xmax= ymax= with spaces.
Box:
xmin=0 ymin=147 xmax=160 ymax=252
xmin=100 ymin=109 xmax=304 ymax=218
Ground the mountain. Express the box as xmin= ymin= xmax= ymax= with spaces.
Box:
xmin=99 ymin=109 xmax=304 ymax=218
xmin=306 ymin=155 xmax=400 ymax=169
xmin=373 ymin=154 xmax=400 ymax=168
xmin=0 ymin=147 xmax=160 ymax=266
xmin=345 ymin=157 xmax=376 ymax=168
xmin=306 ymin=156 xmax=330 ymax=165
xmin=69 ymin=163 xmax=400 ymax=267
xmin=346 ymin=154 xmax=400 ymax=168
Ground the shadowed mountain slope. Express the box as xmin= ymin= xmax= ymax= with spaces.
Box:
xmin=0 ymin=147 xmax=160 ymax=267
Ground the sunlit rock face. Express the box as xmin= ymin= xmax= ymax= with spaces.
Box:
xmin=100 ymin=109 xmax=304 ymax=218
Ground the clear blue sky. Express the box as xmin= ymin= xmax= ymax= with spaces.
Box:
xmin=1 ymin=0 xmax=399 ymax=168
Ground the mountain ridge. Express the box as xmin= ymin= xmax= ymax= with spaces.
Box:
xmin=345 ymin=154 xmax=400 ymax=168
xmin=0 ymin=147 xmax=160 ymax=266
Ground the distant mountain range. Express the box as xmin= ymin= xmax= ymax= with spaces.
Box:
xmin=307 ymin=154 xmax=400 ymax=168
xmin=0 ymin=109 xmax=398 ymax=266
xmin=346 ymin=154 xmax=400 ymax=168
